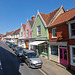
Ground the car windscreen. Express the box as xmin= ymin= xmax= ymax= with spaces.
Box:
xmin=28 ymin=53 xmax=38 ymax=58
xmin=13 ymin=45 xmax=17 ymax=47
xmin=17 ymin=47 xmax=22 ymax=50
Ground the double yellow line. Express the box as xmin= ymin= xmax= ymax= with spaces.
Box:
xmin=38 ymin=69 xmax=47 ymax=75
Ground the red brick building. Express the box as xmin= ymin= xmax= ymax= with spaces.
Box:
xmin=48 ymin=8 xmax=75 ymax=70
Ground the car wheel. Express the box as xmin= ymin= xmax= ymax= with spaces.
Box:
xmin=28 ymin=63 xmax=31 ymax=68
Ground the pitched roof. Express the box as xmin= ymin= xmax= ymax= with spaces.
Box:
xmin=49 ymin=8 xmax=75 ymax=27
xmin=39 ymin=7 xmax=60 ymax=25
xmin=28 ymin=20 xmax=34 ymax=28
xmin=14 ymin=28 xmax=20 ymax=34
xmin=6 ymin=31 xmax=14 ymax=35
xmin=22 ymin=24 xmax=26 ymax=30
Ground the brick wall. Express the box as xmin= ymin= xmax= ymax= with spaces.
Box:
xmin=49 ymin=23 xmax=69 ymax=42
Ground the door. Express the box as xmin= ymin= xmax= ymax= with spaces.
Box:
xmin=59 ymin=48 xmax=68 ymax=65
xmin=26 ymin=41 xmax=29 ymax=49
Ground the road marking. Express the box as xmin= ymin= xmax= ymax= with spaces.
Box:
xmin=38 ymin=69 xmax=47 ymax=75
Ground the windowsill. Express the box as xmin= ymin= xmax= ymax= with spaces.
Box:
xmin=37 ymin=34 xmax=41 ymax=36
xmin=51 ymin=37 xmax=57 ymax=39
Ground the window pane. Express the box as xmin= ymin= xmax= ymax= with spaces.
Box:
xmin=52 ymin=28 xmax=57 ymax=37
xmin=72 ymin=30 xmax=75 ymax=36
xmin=60 ymin=49 xmax=62 ymax=58
xmin=51 ymin=46 xmax=58 ymax=56
xmin=72 ymin=48 xmax=75 ymax=63
xmin=37 ymin=26 xmax=41 ymax=35
xmin=64 ymin=49 xmax=67 ymax=60
xmin=71 ymin=23 xmax=75 ymax=29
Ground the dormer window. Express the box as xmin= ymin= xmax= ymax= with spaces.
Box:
xmin=52 ymin=28 xmax=57 ymax=38
xmin=37 ymin=25 xmax=41 ymax=36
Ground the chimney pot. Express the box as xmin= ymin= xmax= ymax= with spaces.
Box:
xmin=31 ymin=15 xmax=35 ymax=21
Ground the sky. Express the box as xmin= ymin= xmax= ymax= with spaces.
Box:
xmin=0 ymin=0 xmax=75 ymax=34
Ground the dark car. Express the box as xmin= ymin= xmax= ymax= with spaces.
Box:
xmin=15 ymin=47 xmax=23 ymax=57
xmin=11 ymin=44 xmax=17 ymax=51
xmin=5 ymin=41 xmax=10 ymax=46
xmin=8 ymin=43 xmax=14 ymax=48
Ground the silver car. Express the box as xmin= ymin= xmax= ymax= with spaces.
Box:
xmin=22 ymin=50 xmax=42 ymax=68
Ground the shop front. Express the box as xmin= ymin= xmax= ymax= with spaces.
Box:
xmin=49 ymin=42 xmax=68 ymax=64
xmin=29 ymin=41 xmax=49 ymax=59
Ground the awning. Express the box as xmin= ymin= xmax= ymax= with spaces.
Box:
xmin=49 ymin=42 xmax=67 ymax=46
xmin=29 ymin=41 xmax=46 ymax=46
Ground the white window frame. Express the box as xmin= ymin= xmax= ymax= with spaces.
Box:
xmin=69 ymin=23 xmax=75 ymax=39
xmin=70 ymin=45 xmax=75 ymax=66
xmin=52 ymin=28 xmax=57 ymax=38
xmin=37 ymin=25 xmax=41 ymax=36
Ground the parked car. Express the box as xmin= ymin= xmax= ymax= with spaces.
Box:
xmin=5 ymin=41 xmax=10 ymax=46
xmin=9 ymin=43 xmax=14 ymax=48
xmin=11 ymin=44 xmax=17 ymax=51
xmin=15 ymin=47 xmax=23 ymax=57
xmin=22 ymin=50 xmax=42 ymax=68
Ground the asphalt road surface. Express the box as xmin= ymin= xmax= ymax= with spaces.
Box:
xmin=0 ymin=41 xmax=44 ymax=75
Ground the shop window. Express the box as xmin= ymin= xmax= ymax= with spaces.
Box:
xmin=51 ymin=46 xmax=58 ymax=56
xmin=42 ymin=45 xmax=48 ymax=53
xmin=72 ymin=48 xmax=75 ymax=63
xmin=70 ymin=45 xmax=75 ymax=66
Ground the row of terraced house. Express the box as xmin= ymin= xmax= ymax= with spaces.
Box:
xmin=1 ymin=5 xmax=75 ymax=70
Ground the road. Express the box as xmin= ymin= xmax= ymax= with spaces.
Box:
xmin=0 ymin=41 xmax=43 ymax=75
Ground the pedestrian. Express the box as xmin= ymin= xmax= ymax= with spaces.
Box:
xmin=30 ymin=47 xmax=32 ymax=50
xmin=36 ymin=47 xmax=39 ymax=56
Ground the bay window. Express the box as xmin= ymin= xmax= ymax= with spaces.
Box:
xmin=70 ymin=45 xmax=75 ymax=66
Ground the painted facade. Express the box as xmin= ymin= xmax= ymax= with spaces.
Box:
xmin=24 ymin=16 xmax=35 ymax=49
xmin=13 ymin=28 xmax=20 ymax=45
xmin=31 ymin=6 xmax=65 ymax=59
xmin=48 ymin=8 xmax=75 ymax=70
xmin=18 ymin=24 xmax=26 ymax=48
xmin=32 ymin=14 xmax=49 ymax=59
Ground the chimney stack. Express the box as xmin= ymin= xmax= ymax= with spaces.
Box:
xmin=67 ymin=8 xmax=68 ymax=11
xmin=31 ymin=15 xmax=35 ymax=21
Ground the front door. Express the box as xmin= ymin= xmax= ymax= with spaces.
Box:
xmin=59 ymin=48 xmax=68 ymax=65
xmin=26 ymin=41 xmax=29 ymax=49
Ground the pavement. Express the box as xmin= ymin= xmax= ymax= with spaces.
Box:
xmin=40 ymin=56 xmax=75 ymax=75
xmin=0 ymin=41 xmax=75 ymax=75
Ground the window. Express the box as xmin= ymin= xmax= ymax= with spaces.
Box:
xmin=51 ymin=46 xmax=58 ymax=56
xmin=69 ymin=23 xmax=75 ymax=38
xmin=70 ymin=45 xmax=75 ymax=66
xmin=52 ymin=28 xmax=57 ymax=38
xmin=71 ymin=23 xmax=75 ymax=36
xmin=27 ymin=30 xmax=29 ymax=37
xmin=21 ymin=32 xmax=23 ymax=37
xmin=37 ymin=26 xmax=41 ymax=35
